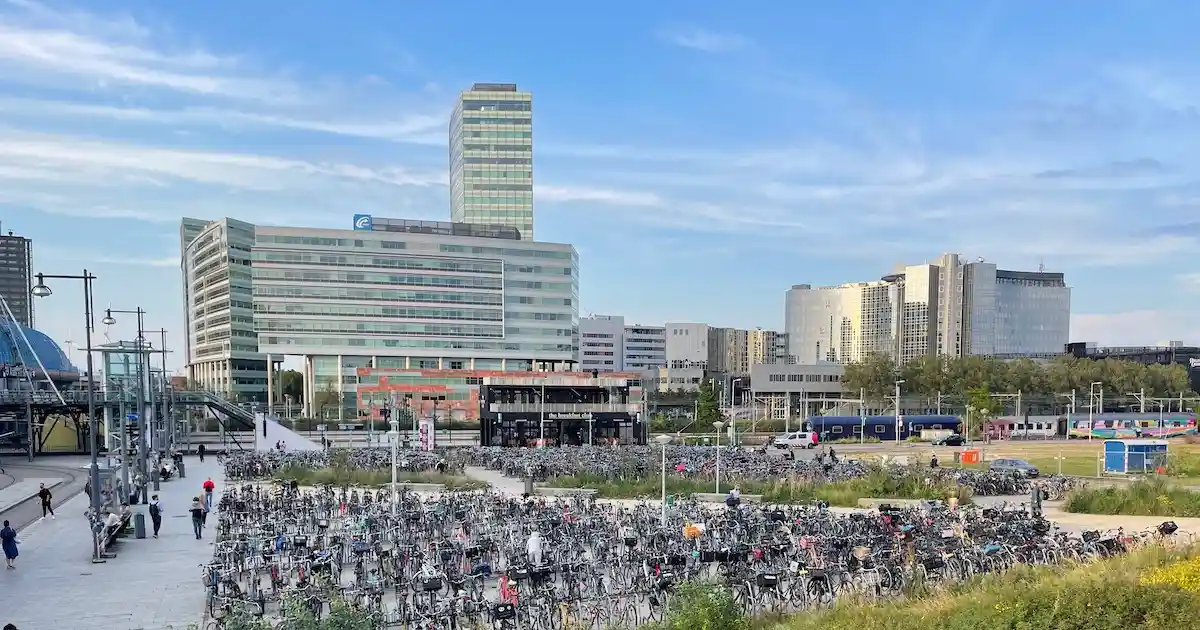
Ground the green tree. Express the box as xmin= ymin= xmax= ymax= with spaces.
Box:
xmin=279 ymin=369 xmax=304 ymax=403
xmin=695 ymin=378 xmax=722 ymax=426
xmin=842 ymin=354 xmax=1197 ymax=399
xmin=312 ymin=378 xmax=339 ymax=419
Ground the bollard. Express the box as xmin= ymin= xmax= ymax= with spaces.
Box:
xmin=134 ymin=512 xmax=147 ymax=539
xmin=178 ymin=460 xmax=186 ymax=478
xmin=524 ymin=476 xmax=534 ymax=496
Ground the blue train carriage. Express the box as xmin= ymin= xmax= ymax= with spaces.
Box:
xmin=806 ymin=415 xmax=962 ymax=442
xmin=1068 ymin=413 xmax=1198 ymax=440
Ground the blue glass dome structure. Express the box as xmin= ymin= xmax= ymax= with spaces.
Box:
xmin=0 ymin=321 xmax=76 ymax=373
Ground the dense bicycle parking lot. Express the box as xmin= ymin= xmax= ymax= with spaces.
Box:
xmin=196 ymin=448 xmax=1143 ymax=629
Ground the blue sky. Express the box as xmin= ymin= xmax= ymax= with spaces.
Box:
xmin=3 ymin=0 xmax=1199 ymax=370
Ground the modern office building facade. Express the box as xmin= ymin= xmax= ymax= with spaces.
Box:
xmin=181 ymin=216 xmax=578 ymax=414
xmin=623 ymin=324 xmax=666 ymax=371
xmin=0 ymin=228 xmax=33 ymax=327
xmin=748 ymin=328 xmax=780 ymax=365
xmin=449 ymin=83 xmax=535 ymax=240
xmin=577 ymin=315 xmax=667 ymax=373
xmin=578 ymin=314 xmax=625 ymax=372
xmin=709 ymin=326 xmax=750 ymax=374
xmin=785 ymin=253 xmax=1070 ymax=364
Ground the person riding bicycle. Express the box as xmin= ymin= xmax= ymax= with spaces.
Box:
xmin=725 ymin=486 xmax=742 ymax=509
xmin=526 ymin=529 xmax=545 ymax=565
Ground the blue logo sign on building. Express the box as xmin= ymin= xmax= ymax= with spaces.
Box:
xmin=353 ymin=214 xmax=373 ymax=231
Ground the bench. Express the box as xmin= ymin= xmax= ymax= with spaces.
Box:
xmin=693 ymin=493 xmax=764 ymax=504
xmin=533 ymin=487 xmax=599 ymax=498
xmin=99 ymin=512 xmax=133 ymax=557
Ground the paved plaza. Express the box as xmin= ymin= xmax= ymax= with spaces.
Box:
xmin=0 ymin=456 xmax=227 ymax=630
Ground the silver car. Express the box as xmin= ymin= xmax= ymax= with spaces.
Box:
xmin=988 ymin=458 xmax=1040 ymax=477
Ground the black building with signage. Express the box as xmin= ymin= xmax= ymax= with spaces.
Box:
xmin=478 ymin=374 xmax=646 ymax=446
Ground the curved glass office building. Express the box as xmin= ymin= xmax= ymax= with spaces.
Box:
xmin=181 ymin=216 xmax=579 ymax=416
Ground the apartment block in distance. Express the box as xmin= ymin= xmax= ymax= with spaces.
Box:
xmin=0 ymin=226 xmax=33 ymax=327
xmin=785 ymin=253 xmax=1070 ymax=363
xmin=181 ymin=215 xmax=578 ymax=414
xmin=577 ymin=314 xmax=667 ymax=373
xmin=449 ymin=83 xmax=535 ymax=240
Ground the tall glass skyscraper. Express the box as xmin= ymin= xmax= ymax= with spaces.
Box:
xmin=449 ymin=83 xmax=535 ymax=240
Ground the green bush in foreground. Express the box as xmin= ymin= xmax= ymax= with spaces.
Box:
xmin=775 ymin=544 xmax=1200 ymax=630
xmin=1063 ymin=479 xmax=1200 ymax=517
xmin=548 ymin=469 xmax=971 ymax=507
xmin=271 ymin=466 xmax=489 ymax=491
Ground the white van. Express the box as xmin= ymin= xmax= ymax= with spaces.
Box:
xmin=772 ymin=431 xmax=819 ymax=449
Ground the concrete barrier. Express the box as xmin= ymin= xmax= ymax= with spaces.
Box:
xmin=856 ymin=498 xmax=926 ymax=509
xmin=396 ymin=483 xmax=446 ymax=492
xmin=693 ymin=493 xmax=764 ymax=503
xmin=533 ymin=487 xmax=599 ymax=498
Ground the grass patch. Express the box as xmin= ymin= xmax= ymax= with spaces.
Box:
xmin=772 ymin=544 xmax=1200 ymax=630
xmin=547 ymin=469 xmax=971 ymax=507
xmin=1063 ymin=479 xmax=1200 ymax=517
xmin=272 ymin=466 xmax=489 ymax=491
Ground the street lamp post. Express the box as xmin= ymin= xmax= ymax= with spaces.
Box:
xmin=388 ymin=419 xmax=399 ymax=515
xmin=31 ymin=271 xmax=105 ymax=562
xmin=894 ymin=379 xmax=905 ymax=445
xmin=655 ymin=434 xmax=672 ymax=521
xmin=1088 ymin=381 xmax=1103 ymax=441
xmin=713 ymin=421 xmax=725 ymax=494
xmin=104 ymin=307 xmax=150 ymax=503
xmin=965 ymin=405 xmax=974 ymax=446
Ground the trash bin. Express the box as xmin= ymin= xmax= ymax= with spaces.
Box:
xmin=523 ymin=477 xmax=534 ymax=496
xmin=178 ymin=460 xmax=186 ymax=478
xmin=953 ymin=451 xmax=962 ymax=464
xmin=134 ymin=512 xmax=147 ymax=539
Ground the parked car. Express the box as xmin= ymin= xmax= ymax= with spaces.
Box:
xmin=932 ymin=433 xmax=966 ymax=447
xmin=988 ymin=458 xmax=1040 ymax=477
xmin=773 ymin=431 xmax=819 ymax=449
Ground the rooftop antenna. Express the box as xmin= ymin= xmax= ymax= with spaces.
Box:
xmin=1038 ymin=259 xmax=1045 ymax=273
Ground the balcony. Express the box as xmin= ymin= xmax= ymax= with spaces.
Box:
xmin=487 ymin=402 xmax=641 ymax=414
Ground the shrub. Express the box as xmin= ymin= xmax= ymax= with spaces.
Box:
xmin=547 ymin=469 xmax=970 ymax=507
xmin=644 ymin=582 xmax=749 ymax=630
xmin=1063 ymin=479 xmax=1200 ymax=517
xmin=776 ymin=545 xmax=1200 ymax=630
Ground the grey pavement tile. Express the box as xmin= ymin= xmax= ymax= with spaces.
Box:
xmin=0 ymin=457 xmax=228 ymax=630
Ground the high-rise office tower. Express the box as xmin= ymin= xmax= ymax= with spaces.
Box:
xmin=449 ymin=83 xmax=535 ymax=240
xmin=0 ymin=226 xmax=33 ymax=327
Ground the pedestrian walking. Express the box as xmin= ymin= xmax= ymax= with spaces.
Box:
xmin=149 ymin=494 xmax=162 ymax=538
xmin=37 ymin=483 xmax=54 ymax=520
xmin=197 ymin=443 xmax=206 ymax=463
xmin=202 ymin=476 xmax=215 ymax=525
xmin=189 ymin=497 xmax=204 ymax=540
xmin=1 ymin=519 xmax=18 ymax=569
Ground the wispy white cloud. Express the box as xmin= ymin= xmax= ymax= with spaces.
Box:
xmin=658 ymin=26 xmax=751 ymax=53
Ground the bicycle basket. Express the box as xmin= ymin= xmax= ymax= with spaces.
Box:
xmin=507 ymin=567 xmax=530 ymax=583
xmin=714 ymin=549 xmax=730 ymax=562
xmin=421 ymin=577 xmax=443 ymax=592
xmin=1160 ymin=521 xmax=1179 ymax=536
xmin=465 ymin=545 xmax=482 ymax=558
xmin=623 ymin=537 xmax=637 ymax=547
xmin=292 ymin=535 xmax=309 ymax=548
xmin=531 ymin=565 xmax=552 ymax=584
xmin=699 ymin=550 xmax=716 ymax=563
xmin=921 ymin=557 xmax=945 ymax=571
xmin=768 ymin=509 xmax=786 ymax=522
xmin=668 ymin=554 xmax=687 ymax=567
xmin=492 ymin=603 xmax=516 ymax=620
xmin=756 ymin=572 xmax=780 ymax=588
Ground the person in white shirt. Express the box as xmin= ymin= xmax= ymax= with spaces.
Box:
xmin=526 ymin=530 xmax=545 ymax=565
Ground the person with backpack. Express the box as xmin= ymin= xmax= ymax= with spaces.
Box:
xmin=201 ymin=477 xmax=215 ymax=526
xmin=149 ymin=494 xmax=162 ymax=538
xmin=197 ymin=443 xmax=206 ymax=462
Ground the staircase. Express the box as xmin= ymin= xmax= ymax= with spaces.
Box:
xmin=175 ymin=390 xmax=255 ymax=450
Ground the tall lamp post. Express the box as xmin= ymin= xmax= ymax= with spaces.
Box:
xmin=388 ymin=419 xmax=399 ymax=515
xmin=713 ymin=421 xmax=725 ymax=494
xmin=30 ymin=271 xmax=105 ymax=563
xmin=965 ymin=405 xmax=975 ymax=446
xmin=655 ymin=434 xmax=672 ymax=521
xmin=894 ymin=379 xmax=905 ymax=445
xmin=103 ymin=307 xmax=149 ymax=503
